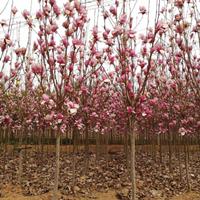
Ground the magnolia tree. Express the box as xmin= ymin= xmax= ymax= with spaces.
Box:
xmin=27 ymin=1 xmax=87 ymax=199
xmin=97 ymin=0 xmax=172 ymax=198
xmin=0 ymin=0 xmax=200 ymax=200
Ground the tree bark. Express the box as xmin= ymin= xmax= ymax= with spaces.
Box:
xmin=184 ymin=137 xmax=191 ymax=192
xmin=130 ymin=121 xmax=137 ymax=200
xmin=53 ymin=133 xmax=60 ymax=200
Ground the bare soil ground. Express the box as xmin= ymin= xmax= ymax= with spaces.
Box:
xmin=0 ymin=145 xmax=200 ymax=200
xmin=0 ymin=185 xmax=116 ymax=200
xmin=0 ymin=185 xmax=200 ymax=200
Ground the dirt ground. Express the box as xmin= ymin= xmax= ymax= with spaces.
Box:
xmin=0 ymin=185 xmax=200 ymax=200
xmin=1 ymin=146 xmax=200 ymax=200
xmin=0 ymin=185 xmax=116 ymax=200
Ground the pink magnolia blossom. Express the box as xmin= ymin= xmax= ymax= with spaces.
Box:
xmin=56 ymin=113 xmax=64 ymax=124
xmin=179 ymin=127 xmax=187 ymax=136
xmin=127 ymin=106 xmax=134 ymax=114
xmin=0 ymin=72 xmax=3 ymax=79
xmin=139 ymin=6 xmax=147 ymax=15
xmin=11 ymin=6 xmax=18 ymax=15
xmin=53 ymin=4 xmax=61 ymax=16
xmin=42 ymin=94 xmax=50 ymax=102
xmin=66 ymin=101 xmax=80 ymax=115
xmin=22 ymin=9 xmax=30 ymax=20
xmin=109 ymin=6 xmax=117 ymax=16
xmin=31 ymin=64 xmax=43 ymax=75
xmin=72 ymin=38 xmax=83 ymax=46
xmin=3 ymin=55 xmax=10 ymax=63
xmin=119 ymin=14 xmax=127 ymax=25
xmin=36 ymin=10 xmax=43 ymax=20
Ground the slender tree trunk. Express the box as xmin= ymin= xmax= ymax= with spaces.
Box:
xmin=19 ymin=148 xmax=23 ymax=185
xmin=72 ymin=129 xmax=77 ymax=190
xmin=18 ymin=130 xmax=23 ymax=186
xmin=105 ymin=133 xmax=109 ymax=167
xmin=84 ymin=127 xmax=89 ymax=174
xmin=184 ymin=137 xmax=191 ymax=192
xmin=124 ymin=133 xmax=129 ymax=167
xmin=198 ymin=134 xmax=200 ymax=161
xmin=178 ymin=143 xmax=182 ymax=182
xmin=168 ymin=130 xmax=172 ymax=173
xmin=53 ymin=132 xmax=60 ymax=200
xmin=0 ymin=129 xmax=3 ymax=152
xmin=96 ymin=132 xmax=100 ymax=163
xmin=130 ymin=121 xmax=137 ymax=200
xmin=158 ymin=134 xmax=162 ymax=165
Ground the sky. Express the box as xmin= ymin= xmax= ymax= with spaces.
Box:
xmin=0 ymin=0 xmax=161 ymax=42
xmin=0 ymin=0 xmax=166 ymax=79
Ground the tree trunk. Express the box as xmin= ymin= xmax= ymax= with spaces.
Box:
xmin=184 ymin=137 xmax=191 ymax=192
xmin=105 ymin=133 xmax=109 ymax=167
xmin=130 ymin=122 xmax=137 ymax=200
xmin=18 ymin=130 xmax=23 ymax=187
xmin=158 ymin=134 xmax=162 ymax=165
xmin=72 ymin=130 xmax=77 ymax=190
xmin=84 ymin=127 xmax=89 ymax=175
xmin=96 ymin=132 xmax=100 ymax=163
xmin=168 ymin=130 xmax=172 ymax=173
xmin=53 ymin=133 xmax=60 ymax=200
xmin=124 ymin=133 xmax=129 ymax=167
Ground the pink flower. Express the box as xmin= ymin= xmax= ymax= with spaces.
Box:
xmin=74 ymin=0 xmax=81 ymax=11
xmin=49 ymin=0 xmax=55 ymax=5
xmin=3 ymin=55 xmax=10 ymax=63
xmin=149 ymin=98 xmax=158 ymax=106
xmin=112 ymin=25 xmax=123 ymax=37
xmin=175 ymin=0 xmax=184 ymax=8
xmin=55 ymin=113 xmax=64 ymax=124
xmin=109 ymin=6 xmax=117 ymax=16
xmin=31 ymin=63 xmax=43 ymax=75
xmin=4 ymin=115 xmax=12 ymax=125
xmin=119 ymin=14 xmax=127 ymax=25
xmin=0 ymin=72 xmax=3 ymax=79
xmin=11 ymin=6 xmax=18 ymax=15
xmin=72 ymin=38 xmax=83 ymax=46
xmin=60 ymin=124 xmax=66 ymax=133
xmin=127 ymin=106 xmax=134 ymax=114
xmin=139 ymin=6 xmax=146 ymax=15
xmin=57 ymin=55 xmax=65 ymax=64
xmin=92 ymin=26 xmax=98 ymax=39
xmin=103 ymin=11 xmax=109 ymax=19
xmin=68 ymin=64 xmax=74 ymax=72
xmin=15 ymin=47 xmax=26 ymax=56
xmin=142 ymin=112 xmax=147 ymax=117
xmin=50 ymin=24 xmax=58 ymax=32
xmin=36 ymin=10 xmax=43 ymax=20
xmin=22 ymin=9 xmax=30 ymax=20
xmin=42 ymin=94 xmax=49 ymax=102
xmin=0 ymin=20 xmax=7 ymax=26
xmin=179 ymin=127 xmax=187 ymax=136
xmin=66 ymin=101 xmax=79 ymax=115
xmin=44 ymin=114 xmax=53 ymax=121
xmin=62 ymin=38 xmax=69 ymax=47
xmin=53 ymin=4 xmax=61 ymax=16
xmin=130 ymin=49 xmax=137 ymax=57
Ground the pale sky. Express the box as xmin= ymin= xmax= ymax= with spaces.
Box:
xmin=0 ymin=0 xmax=168 ymax=78
xmin=0 ymin=0 xmax=161 ymax=42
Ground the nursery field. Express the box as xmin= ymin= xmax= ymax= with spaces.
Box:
xmin=0 ymin=186 xmax=200 ymax=200
xmin=0 ymin=145 xmax=200 ymax=200
xmin=0 ymin=0 xmax=200 ymax=199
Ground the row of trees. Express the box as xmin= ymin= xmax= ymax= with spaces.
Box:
xmin=0 ymin=0 xmax=199 ymax=199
